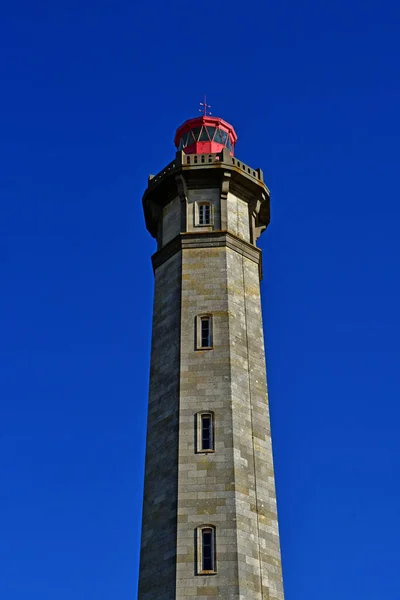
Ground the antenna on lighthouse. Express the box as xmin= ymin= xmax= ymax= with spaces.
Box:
xmin=199 ymin=94 xmax=212 ymax=116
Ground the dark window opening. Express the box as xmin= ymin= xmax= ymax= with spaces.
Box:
xmin=202 ymin=529 xmax=213 ymax=571
xmin=201 ymin=415 xmax=212 ymax=450
xmin=201 ymin=317 xmax=211 ymax=347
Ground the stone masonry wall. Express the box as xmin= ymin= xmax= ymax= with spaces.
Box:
xmin=162 ymin=196 xmax=181 ymax=246
xmin=227 ymin=192 xmax=250 ymax=242
xmin=138 ymin=251 xmax=182 ymax=600
xmin=175 ymin=244 xmax=284 ymax=600
xmin=176 ymin=246 xmax=239 ymax=599
xmin=140 ymin=176 xmax=284 ymax=599
xmin=227 ymin=250 xmax=284 ymax=600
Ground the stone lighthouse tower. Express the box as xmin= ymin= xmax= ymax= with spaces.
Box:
xmin=138 ymin=111 xmax=285 ymax=600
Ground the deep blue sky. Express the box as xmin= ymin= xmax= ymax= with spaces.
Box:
xmin=1 ymin=1 xmax=400 ymax=598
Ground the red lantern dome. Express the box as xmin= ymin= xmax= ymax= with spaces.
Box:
xmin=174 ymin=115 xmax=237 ymax=156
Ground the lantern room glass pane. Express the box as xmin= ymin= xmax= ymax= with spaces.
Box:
xmin=186 ymin=130 xmax=195 ymax=145
xmin=191 ymin=127 xmax=201 ymax=141
xmin=199 ymin=127 xmax=209 ymax=141
xmin=214 ymin=128 xmax=224 ymax=144
xmin=206 ymin=126 xmax=216 ymax=140
xmin=214 ymin=129 xmax=228 ymax=145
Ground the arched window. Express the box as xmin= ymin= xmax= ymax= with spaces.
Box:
xmin=196 ymin=525 xmax=216 ymax=574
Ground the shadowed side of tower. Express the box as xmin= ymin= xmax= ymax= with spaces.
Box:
xmin=138 ymin=116 xmax=284 ymax=600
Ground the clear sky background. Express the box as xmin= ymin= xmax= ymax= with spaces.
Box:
xmin=1 ymin=1 xmax=400 ymax=598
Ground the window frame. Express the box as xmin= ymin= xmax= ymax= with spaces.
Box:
xmin=196 ymin=525 xmax=217 ymax=575
xmin=196 ymin=314 xmax=213 ymax=350
xmin=196 ymin=411 xmax=215 ymax=454
xmin=196 ymin=201 xmax=213 ymax=227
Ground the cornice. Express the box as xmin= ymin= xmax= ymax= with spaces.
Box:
xmin=151 ymin=231 xmax=263 ymax=279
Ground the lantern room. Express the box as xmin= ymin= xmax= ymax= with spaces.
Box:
xmin=174 ymin=116 xmax=237 ymax=156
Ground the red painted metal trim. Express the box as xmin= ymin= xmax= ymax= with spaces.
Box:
xmin=183 ymin=141 xmax=232 ymax=155
xmin=174 ymin=115 xmax=238 ymax=149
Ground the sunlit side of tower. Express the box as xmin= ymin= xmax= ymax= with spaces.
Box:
xmin=138 ymin=111 xmax=284 ymax=600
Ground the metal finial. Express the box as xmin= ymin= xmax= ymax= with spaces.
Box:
xmin=199 ymin=94 xmax=212 ymax=116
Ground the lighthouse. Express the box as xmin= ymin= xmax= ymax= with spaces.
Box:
xmin=138 ymin=111 xmax=285 ymax=600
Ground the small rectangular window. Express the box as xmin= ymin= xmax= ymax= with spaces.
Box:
xmin=202 ymin=529 xmax=213 ymax=570
xmin=195 ymin=315 xmax=213 ymax=350
xmin=196 ymin=315 xmax=213 ymax=350
xmin=196 ymin=412 xmax=215 ymax=453
xmin=198 ymin=203 xmax=211 ymax=225
xmin=201 ymin=317 xmax=211 ymax=347
xmin=197 ymin=526 xmax=216 ymax=574
xmin=201 ymin=415 xmax=212 ymax=450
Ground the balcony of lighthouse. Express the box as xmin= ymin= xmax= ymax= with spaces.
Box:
xmin=147 ymin=148 xmax=267 ymax=190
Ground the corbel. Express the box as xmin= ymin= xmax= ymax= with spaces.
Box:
xmin=249 ymin=192 xmax=267 ymax=245
xmin=152 ymin=202 xmax=164 ymax=250
xmin=175 ymin=173 xmax=188 ymax=233
xmin=220 ymin=172 xmax=231 ymax=231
